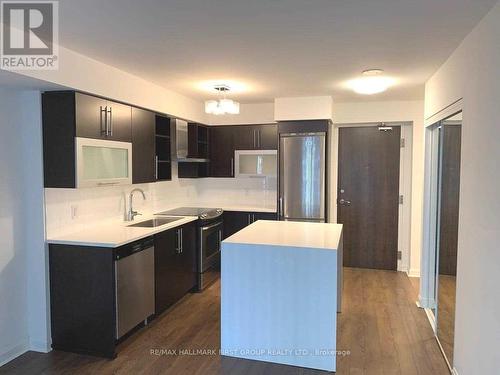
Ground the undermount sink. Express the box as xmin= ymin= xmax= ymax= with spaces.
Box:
xmin=127 ymin=217 xmax=181 ymax=228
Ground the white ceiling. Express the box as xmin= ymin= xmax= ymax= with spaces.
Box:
xmin=58 ymin=0 xmax=496 ymax=103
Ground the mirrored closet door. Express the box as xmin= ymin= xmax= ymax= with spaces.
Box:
xmin=428 ymin=111 xmax=462 ymax=370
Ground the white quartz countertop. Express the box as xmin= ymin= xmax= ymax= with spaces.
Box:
xmin=223 ymin=220 xmax=342 ymax=250
xmin=46 ymin=215 xmax=198 ymax=248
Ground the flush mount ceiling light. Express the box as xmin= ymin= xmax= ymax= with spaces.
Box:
xmin=205 ymin=85 xmax=240 ymax=115
xmin=347 ymin=69 xmax=395 ymax=95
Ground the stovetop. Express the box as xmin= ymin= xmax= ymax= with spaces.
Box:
xmin=155 ymin=207 xmax=223 ymax=220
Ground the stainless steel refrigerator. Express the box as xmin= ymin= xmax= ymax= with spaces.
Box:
xmin=278 ymin=132 xmax=326 ymax=222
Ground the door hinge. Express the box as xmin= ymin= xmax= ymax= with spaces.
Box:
xmin=400 ymin=138 xmax=405 ymax=148
xmin=399 ymin=195 xmax=404 ymax=204
xmin=397 ymin=251 xmax=402 ymax=260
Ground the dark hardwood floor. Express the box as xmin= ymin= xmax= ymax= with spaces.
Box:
xmin=0 ymin=268 xmax=449 ymax=375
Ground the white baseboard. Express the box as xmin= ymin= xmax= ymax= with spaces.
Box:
xmin=29 ymin=339 xmax=51 ymax=353
xmin=418 ymin=295 xmax=433 ymax=309
xmin=406 ymin=268 xmax=420 ymax=277
xmin=423 ymin=307 xmax=436 ymax=332
xmin=0 ymin=340 xmax=29 ymax=367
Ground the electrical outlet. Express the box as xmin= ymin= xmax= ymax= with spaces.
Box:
xmin=71 ymin=205 xmax=78 ymax=219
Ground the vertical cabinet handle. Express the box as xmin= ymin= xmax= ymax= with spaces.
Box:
xmin=155 ymin=156 xmax=159 ymax=180
xmin=257 ymin=130 xmax=261 ymax=149
xmin=180 ymin=228 xmax=183 ymax=253
xmin=230 ymin=158 xmax=234 ymax=177
xmin=253 ymin=129 xmax=257 ymax=148
xmin=100 ymin=106 xmax=106 ymax=135
xmin=107 ymin=107 xmax=113 ymax=136
xmin=247 ymin=214 xmax=251 ymax=225
xmin=176 ymin=229 xmax=182 ymax=253
xmin=279 ymin=197 xmax=283 ymax=217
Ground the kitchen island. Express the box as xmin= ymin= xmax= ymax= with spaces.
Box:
xmin=221 ymin=220 xmax=343 ymax=372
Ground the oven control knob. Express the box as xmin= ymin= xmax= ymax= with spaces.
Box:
xmin=217 ymin=209 xmax=222 ymax=213
xmin=201 ymin=214 xmax=207 ymax=219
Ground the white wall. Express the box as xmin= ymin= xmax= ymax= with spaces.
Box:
xmin=207 ymin=103 xmax=275 ymax=125
xmin=274 ymin=96 xmax=333 ymax=121
xmin=15 ymin=45 xmax=207 ymax=123
xmin=0 ymin=89 xmax=47 ymax=365
xmin=332 ymin=100 xmax=425 ymax=276
xmin=424 ymin=3 xmax=500 ymax=374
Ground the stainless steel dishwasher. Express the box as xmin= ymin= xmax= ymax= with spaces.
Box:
xmin=115 ymin=237 xmax=155 ymax=339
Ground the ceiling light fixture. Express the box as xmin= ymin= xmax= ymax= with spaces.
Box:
xmin=348 ymin=69 xmax=394 ymax=95
xmin=205 ymin=85 xmax=240 ymax=115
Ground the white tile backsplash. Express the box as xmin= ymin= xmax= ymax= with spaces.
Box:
xmin=195 ymin=177 xmax=277 ymax=209
xmin=44 ymin=164 xmax=277 ymax=238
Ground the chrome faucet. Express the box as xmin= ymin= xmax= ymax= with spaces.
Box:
xmin=125 ymin=188 xmax=146 ymax=221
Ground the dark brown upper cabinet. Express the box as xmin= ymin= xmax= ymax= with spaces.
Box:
xmin=257 ymin=124 xmax=278 ymax=150
xmin=187 ymin=123 xmax=210 ymax=159
xmin=231 ymin=124 xmax=278 ymax=151
xmin=232 ymin=125 xmax=257 ymax=150
xmin=155 ymin=115 xmax=172 ymax=181
xmin=74 ymin=92 xmax=132 ymax=142
xmin=209 ymin=126 xmax=235 ymax=177
xmin=132 ymin=107 xmax=156 ymax=184
xmin=207 ymin=124 xmax=278 ymax=178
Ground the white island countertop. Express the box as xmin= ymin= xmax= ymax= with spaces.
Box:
xmin=46 ymin=215 xmax=198 ymax=248
xmin=221 ymin=220 xmax=343 ymax=372
xmin=224 ymin=220 xmax=342 ymax=250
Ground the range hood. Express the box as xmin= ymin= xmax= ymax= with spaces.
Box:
xmin=171 ymin=119 xmax=209 ymax=163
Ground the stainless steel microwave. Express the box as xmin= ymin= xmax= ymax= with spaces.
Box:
xmin=75 ymin=137 xmax=132 ymax=188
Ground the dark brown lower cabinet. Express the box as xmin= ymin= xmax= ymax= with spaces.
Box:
xmin=155 ymin=222 xmax=197 ymax=314
xmin=49 ymin=244 xmax=117 ymax=358
xmin=223 ymin=211 xmax=277 ymax=239
xmin=49 ymin=223 xmax=198 ymax=359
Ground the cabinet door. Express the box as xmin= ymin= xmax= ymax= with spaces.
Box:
xmin=233 ymin=125 xmax=257 ymax=150
xmin=74 ymin=93 xmax=132 ymax=142
xmin=179 ymin=223 xmax=198 ymax=292
xmin=154 ymin=229 xmax=179 ymax=314
xmin=106 ymin=101 xmax=132 ymax=142
xmin=154 ymin=225 xmax=197 ymax=314
xmin=223 ymin=211 xmax=252 ymax=239
xmin=257 ymin=124 xmax=278 ymax=150
xmin=209 ymin=127 xmax=235 ymax=177
xmin=75 ymin=92 xmax=108 ymax=139
xmin=253 ymin=212 xmax=278 ymax=221
xmin=132 ymin=107 xmax=156 ymax=184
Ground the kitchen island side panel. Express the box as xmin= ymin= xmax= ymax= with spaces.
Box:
xmin=221 ymin=243 xmax=337 ymax=372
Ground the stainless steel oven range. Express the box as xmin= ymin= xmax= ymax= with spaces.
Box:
xmin=155 ymin=207 xmax=223 ymax=290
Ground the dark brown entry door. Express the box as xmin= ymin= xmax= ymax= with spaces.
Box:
xmin=338 ymin=126 xmax=401 ymax=270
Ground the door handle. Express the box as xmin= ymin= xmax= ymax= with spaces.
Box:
xmin=339 ymin=198 xmax=351 ymax=206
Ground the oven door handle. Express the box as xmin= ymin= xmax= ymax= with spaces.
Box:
xmin=201 ymin=221 xmax=223 ymax=232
